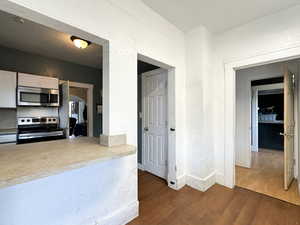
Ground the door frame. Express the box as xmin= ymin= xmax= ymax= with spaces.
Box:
xmin=251 ymin=83 xmax=284 ymax=153
xmin=224 ymin=47 xmax=300 ymax=189
xmin=138 ymin=54 xmax=177 ymax=189
xmin=141 ymin=68 xmax=168 ymax=179
xmin=60 ymin=80 xmax=94 ymax=137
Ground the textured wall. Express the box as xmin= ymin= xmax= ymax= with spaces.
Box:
xmin=0 ymin=155 xmax=138 ymax=225
xmin=185 ymin=26 xmax=215 ymax=180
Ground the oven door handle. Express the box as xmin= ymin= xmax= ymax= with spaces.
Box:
xmin=18 ymin=131 xmax=64 ymax=140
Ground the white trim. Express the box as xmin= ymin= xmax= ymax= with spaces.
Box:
xmin=236 ymin=161 xmax=251 ymax=168
xmin=174 ymin=174 xmax=186 ymax=190
xmin=95 ymin=201 xmax=139 ymax=225
xmin=295 ymin=74 xmax=299 ymax=179
xmin=65 ymin=81 xmax=94 ymax=137
xmin=138 ymin=163 xmax=144 ymax=171
xmin=224 ymin=45 xmax=300 ymax=189
xmin=186 ymin=172 xmax=216 ymax=192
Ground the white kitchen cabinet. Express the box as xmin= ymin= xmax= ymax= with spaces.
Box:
xmin=18 ymin=73 xmax=59 ymax=89
xmin=0 ymin=70 xmax=16 ymax=108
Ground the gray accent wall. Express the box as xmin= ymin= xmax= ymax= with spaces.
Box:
xmin=0 ymin=45 xmax=102 ymax=136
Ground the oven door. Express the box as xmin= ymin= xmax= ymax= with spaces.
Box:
xmin=17 ymin=87 xmax=59 ymax=106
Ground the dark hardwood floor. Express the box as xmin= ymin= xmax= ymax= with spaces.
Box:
xmin=128 ymin=170 xmax=300 ymax=225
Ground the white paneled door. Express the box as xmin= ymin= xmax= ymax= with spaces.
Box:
xmin=142 ymin=69 xmax=168 ymax=179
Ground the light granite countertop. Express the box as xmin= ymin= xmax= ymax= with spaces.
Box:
xmin=0 ymin=137 xmax=136 ymax=189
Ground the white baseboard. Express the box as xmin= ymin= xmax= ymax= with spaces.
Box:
xmin=169 ymin=174 xmax=186 ymax=190
xmin=186 ymin=172 xmax=216 ymax=192
xmin=138 ymin=163 xmax=144 ymax=171
xmin=235 ymin=161 xmax=251 ymax=168
xmin=216 ymin=172 xmax=225 ymax=186
xmin=96 ymin=201 xmax=139 ymax=225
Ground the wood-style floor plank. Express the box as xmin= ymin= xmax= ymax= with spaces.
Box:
xmin=128 ymin=171 xmax=300 ymax=225
xmin=236 ymin=149 xmax=300 ymax=205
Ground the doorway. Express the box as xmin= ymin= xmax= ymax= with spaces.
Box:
xmin=138 ymin=60 xmax=168 ymax=180
xmin=69 ymin=87 xmax=88 ymax=137
xmin=235 ymin=61 xmax=300 ymax=205
xmin=137 ymin=56 xmax=177 ymax=188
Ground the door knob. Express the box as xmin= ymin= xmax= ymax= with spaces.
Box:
xmin=280 ymin=132 xmax=294 ymax=137
xmin=144 ymin=127 xmax=149 ymax=131
xmin=170 ymin=128 xmax=176 ymax=132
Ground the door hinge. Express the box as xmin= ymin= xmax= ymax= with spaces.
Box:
xmin=175 ymin=165 xmax=177 ymax=172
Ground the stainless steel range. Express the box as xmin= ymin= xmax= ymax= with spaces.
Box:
xmin=17 ymin=117 xmax=65 ymax=144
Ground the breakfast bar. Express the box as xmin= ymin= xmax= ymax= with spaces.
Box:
xmin=0 ymin=137 xmax=136 ymax=188
xmin=0 ymin=137 xmax=138 ymax=225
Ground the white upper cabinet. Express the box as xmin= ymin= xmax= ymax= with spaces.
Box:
xmin=18 ymin=73 xmax=59 ymax=89
xmin=0 ymin=70 xmax=17 ymax=108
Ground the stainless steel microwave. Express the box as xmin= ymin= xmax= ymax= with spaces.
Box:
xmin=17 ymin=86 xmax=59 ymax=107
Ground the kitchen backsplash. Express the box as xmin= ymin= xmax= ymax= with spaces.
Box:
xmin=0 ymin=108 xmax=17 ymax=129
xmin=17 ymin=107 xmax=59 ymax=118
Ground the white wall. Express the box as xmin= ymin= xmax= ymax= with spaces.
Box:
xmin=185 ymin=26 xmax=216 ymax=190
xmin=213 ymin=5 xmax=300 ymax=185
xmin=0 ymin=155 xmax=137 ymax=225
xmin=236 ymin=63 xmax=284 ymax=168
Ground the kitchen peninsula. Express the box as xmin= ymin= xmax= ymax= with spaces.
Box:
xmin=0 ymin=137 xmax=136 ymax=188
xmin=0 ymin=137 xmax=138 ymax=225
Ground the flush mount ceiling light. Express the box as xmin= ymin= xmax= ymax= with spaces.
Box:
xmin=70 ymin=36 xmax=91 ymax=49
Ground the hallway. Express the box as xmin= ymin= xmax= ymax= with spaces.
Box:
xmin=236 ymin=149 xmax=300 ymax=205
xmin=128 ymin=170 xmax=300 ymax=225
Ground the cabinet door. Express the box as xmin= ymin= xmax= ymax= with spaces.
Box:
xmin=0 ymin=70 xmax=16 ymax=108
xmin=18 ymin=73 xmax=59 ymax=89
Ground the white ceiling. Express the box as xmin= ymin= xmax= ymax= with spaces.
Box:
xmin=0 ymin=10 xmax=102 ymax=69
xmin=142 ymin=0 xmax=300 ymax=33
